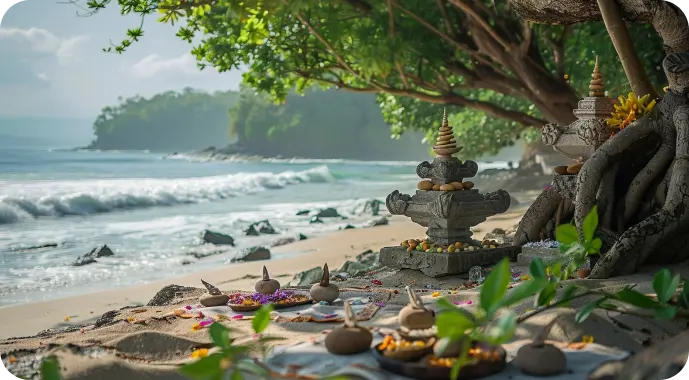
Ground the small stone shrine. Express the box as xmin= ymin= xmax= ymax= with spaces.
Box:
xmin=379 ymin=110 xmax=519 ymax=277
xmin=514 ymin=57 xmax=618 ymax=246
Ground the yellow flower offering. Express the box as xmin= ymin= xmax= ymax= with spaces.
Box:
xmin=519 ymin=275 xmax=531 ymax=281
xmin=582 ymin=335 xmax=594 ymax=344
xmin=191 ymin=323 xmax=202 ymax=332
xmin=63 ymin=316 xmax=70 ymax=322
xmin=126 ymin=317 xmax=137 ymax=323
xmin=190 ymin=348 xmax=209 ymax=359
xmin=431 ymin=292 xmax=441 ymax=297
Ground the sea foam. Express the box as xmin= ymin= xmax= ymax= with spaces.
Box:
xmin=0 ymin=165 xmax=333 ymax=224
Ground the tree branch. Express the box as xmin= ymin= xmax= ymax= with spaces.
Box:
xmin=520 ymin=20 xmax=534 ymax=55
xmin=282 ymin=1 xmax=385 ymax=92
xmin=436 ymin=0 xmax=457 ymax=39
xmin=386 ymin=0 xmax=409 ymax=89
xmin=447 ymin=0 xmax=511 ymax=51
xmin=389 ymin=0 xmax=496 ymax=69
xmin=340 ymin=0 xmax=373 ymax=14
xmin=296 ymin=71 xmax=547 ymax=127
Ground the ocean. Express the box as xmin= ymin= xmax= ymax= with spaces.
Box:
xmin=0 ymin=133 xmax=510 ymax=307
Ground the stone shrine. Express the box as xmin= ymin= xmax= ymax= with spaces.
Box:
xmin=514 ymin=57 xmax=618 ymax=246
xmin=379 ymin=111 xmax=520 ymax=277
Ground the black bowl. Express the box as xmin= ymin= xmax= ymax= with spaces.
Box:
xmin=372 ymin=341 xmax=507 ymax=380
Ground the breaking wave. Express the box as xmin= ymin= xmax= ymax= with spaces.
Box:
xmin=0 ymin=166 xmax=333 ymax=224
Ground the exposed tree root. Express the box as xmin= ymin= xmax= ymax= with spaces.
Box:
xmin=514 ymin=188 xmax=562 ymax=246
xmin=623 ymin=132 xmax=675 ymax=223
xmin=588 ymin=103 xmax=689 ymax=278
xmin=597 ymin=162 xmax=619 ymax=229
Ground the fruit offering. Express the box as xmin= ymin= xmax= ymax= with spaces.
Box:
xmin=378 ymin=335 xmax=435 ymax=361
xmin=428 ymin=346 xmax=502 ymax=367
xmin=400 ymin=238 xmax=499 ymax=253
xmin=379 ymin=336 xmax=429 ymax=352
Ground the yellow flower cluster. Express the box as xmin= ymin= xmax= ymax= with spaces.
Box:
xmin=190 ymin=348 xmax=209 ymax=359
xmin=607 ymin=92 xmax=656 ymax=130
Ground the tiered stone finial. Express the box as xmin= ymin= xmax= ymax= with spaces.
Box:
xmin=542 ymin=56 xmax=617 ymax=162
xmin=588 ymin=56 xmax=606 ymax=97
xmin=432 ymin=109 xmax=462 ymax=158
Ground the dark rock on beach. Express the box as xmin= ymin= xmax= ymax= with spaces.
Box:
xmin=245 ymin=220 xmax=278 ymax=236
xmin=201 ymin=230 xmax=235 ymax=246
xmin=72 ymin=245 xmax=114 ymax=267
xmin=298 ymin=233 xmax=308 ymax=241
xmin=296 ymin=210 xmax=310 ymax=216
xmin=232 ymin=246 xmax=271 ymax=262
xmin=315 ymin=207 xmax=341 ymax=218
xmin=341 ymin=224 xmax=356 ymax=230
xmin=288 ymin=266 xmax=323 ymax=286
xmin=362 ymin=199 xmax=384 ymax=216
xmin=146 ymin=285 xmax=198 ymax=306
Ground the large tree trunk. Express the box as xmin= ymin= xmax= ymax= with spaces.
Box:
xmin=511 ymin=0 xmax=689 ymax=278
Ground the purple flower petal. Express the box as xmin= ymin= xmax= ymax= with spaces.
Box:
xmin=232 ymin=314 xmax=244 ymax=320
xmin=185 ymin=306 xmax=193 ymax=310
xmin=323 ymin=314 xmax=338 ymax=319
xmin=375 ymin=302 xmax=386 ymax=307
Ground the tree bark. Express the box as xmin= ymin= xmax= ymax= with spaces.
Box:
xmin=596 ymin=0 xmax=658 ymax=98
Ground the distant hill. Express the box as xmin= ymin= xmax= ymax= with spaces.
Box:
xmin=86 ymin=89 xmax=239 ymax=152
xmin=86 ymin=87 xmax=432 ymax=160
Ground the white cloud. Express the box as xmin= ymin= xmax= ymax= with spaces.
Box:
xmin=130 ymin=53 xmax=200 ymax=78
xmin=0 ymin=27 xmax=89 ymax=65
xmin=36 ymin=72 xmax=49 ymax=81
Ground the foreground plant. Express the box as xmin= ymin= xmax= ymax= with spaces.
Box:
xmin=179 ymin=304 xmax=277 ymax=380
xmin=436 ymin=206 xmax=689 ymax=379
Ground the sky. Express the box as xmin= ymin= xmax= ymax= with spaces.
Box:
xmin=0 ymin=0 xmax=243 ymax=118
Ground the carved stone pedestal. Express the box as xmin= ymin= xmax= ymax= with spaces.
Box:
xmin=380 ymin=246 xmax=521 ymax=277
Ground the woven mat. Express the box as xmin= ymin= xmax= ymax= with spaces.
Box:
xmin=265 ymin=332 xmax=630 ymax=380
xmin=179 ymin=289 xmax=393 ymax=324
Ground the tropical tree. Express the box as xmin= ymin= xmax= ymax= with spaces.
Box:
xmin=509 ymin=0 xmax=689 ymax=278
xmin=78 ymin=0 xmax=665 ymax=158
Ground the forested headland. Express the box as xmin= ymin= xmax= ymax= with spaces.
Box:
xmin=86 ymin=87 xmax=431 ymax=160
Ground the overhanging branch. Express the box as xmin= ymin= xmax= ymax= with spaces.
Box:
xmin=296 ymin=71 xmax=547 ymax=127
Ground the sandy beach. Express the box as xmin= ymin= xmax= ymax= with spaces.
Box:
xmin=0 ymin=213 xmax=521 ymax=340
xmin=2 ymin=207 xmax=688 ymax=380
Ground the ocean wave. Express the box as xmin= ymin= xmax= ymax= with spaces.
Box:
xmin=0 ymin=166 xmax=333 ymax=224
xmin=167 ymin=152 xmax=419 ymax=167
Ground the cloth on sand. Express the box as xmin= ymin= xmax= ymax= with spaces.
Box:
xmin=265 ymin=332 xmax=629 ymax=380
xmin=185 ymin=290 xmax=392 ymax=323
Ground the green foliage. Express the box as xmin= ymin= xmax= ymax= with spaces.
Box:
xmin=40 ymin=356 xmax=62 ymax=380
xmin=557 ymin=206 xmax=602 ymax=270
xmin=228 ymin=87 xmax=429 ymax=160
xmin=179 ymin=304 xmax=275 ymax=380
xmin=80 ymin=0 xmax=667 ymax=159
xmin=479 ymin=259 xmax=511 ymax=317
xmin=91 ymin=88 xmax=239 ymax=151
xmin=435 ymin=205 xmax=689 ymax=378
